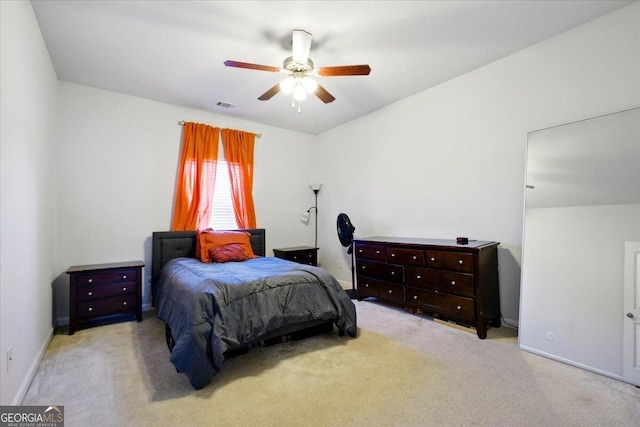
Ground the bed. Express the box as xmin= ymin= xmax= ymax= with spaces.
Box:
xmin=151 ymin=229 xmax=357 ymax=389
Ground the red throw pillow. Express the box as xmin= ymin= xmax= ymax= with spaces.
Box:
xmin=208 ymin=244 xmax=249 ymax=263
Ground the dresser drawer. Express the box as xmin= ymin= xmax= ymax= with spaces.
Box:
xmin=425 ymin=251 xmax=473 ymax=273
xmin=357 ymin=276 xmax=384 ymax=298
xmin=377 ymin=282 xmax=405 ymax=304
xmin=76 ymin=282 xmax=137 ymax=302
xmin=77 ymin=294 xmax=137 ymax=318
xmin=357 ymin=259 xmax=403 ymax=283
xmin=434 ymin=271 xmax=474 ymax=297
xmin=430 ymin=293 xmax=476 ymax=322
xmin=355 ymin=243 xmax=386 ymax=261
xmin=386 ymin=247 xmax=424 ymax=266
xmin=404 ymin=266 xmax=436 ymax=289
xmin=76 ymin=269 xmax=137 ymax=287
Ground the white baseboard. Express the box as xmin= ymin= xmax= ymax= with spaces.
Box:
xmin=519 ymin=345 xmax=624 ymax=383
xmin=14 ymin=327 xmax=54 ymax=405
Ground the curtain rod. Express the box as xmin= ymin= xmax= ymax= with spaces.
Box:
xmin=178 ymin=121 xmax=261 ymax=138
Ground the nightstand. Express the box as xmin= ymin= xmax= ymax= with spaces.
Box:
xmin=273 ymin=246 xmax=318 ymax=266
xmin=66 ymin=261 xmax=144 ymax=335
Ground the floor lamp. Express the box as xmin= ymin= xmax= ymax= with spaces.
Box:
xmin=307 ymin=183 xmax=322 ymax=248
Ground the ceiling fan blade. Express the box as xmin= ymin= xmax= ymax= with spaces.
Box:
xmin=316 ymin=65 xmax=371 ymax=76
xmin=258 ymin=83 xmax=281 ymax=101
xmin=224 ymin=60 xmax=281 ymax=73
xmin=292 ymin=29 xmax=312 ymax=65
xmin=315 ymin=84 xmax=335 ymax=104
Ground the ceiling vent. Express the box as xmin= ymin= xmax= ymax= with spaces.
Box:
xmin=216 ymin=101 xmax=236 ymax=109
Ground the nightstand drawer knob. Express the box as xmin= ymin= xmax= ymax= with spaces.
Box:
xmin=430 ymin=257 xmax=435 ymax=262
xmin=365 ymin=283 xmax=369 ymax=288
xmin=293 ymin=256 xmax=297 ymax=259
xmin=123 ymin=302 xmax=127 ymax=306
xmin=88 ymin=307 xmax=93 ymax=312
xmin=391 ymin=253 xmax=395 ymax=257
xmin=451 ymin=281 xmax=456 ymax=286
xmin=376 ymin=250 xmax=380 ymax=254
xmin=122 ymin=287 xmax=127 ymax=292
xmin=388 ymin=290 xmax=393 ymax=294
xmin=88 ymin=278 xmax=93 ymax=283
xmin=123 ymin=275 xmax=127 ymax=279
xmin=391 ymin=271 xmax=395 ymax=275
xmin=456 ymin=305 xmax=462 ymax=310
xmin=413 ymin=295 xmax=418 ymax=300
xmin=458 ymin=260 xmax=464 ymax=264
xmin=416 ymin=275 xmax=421 ymax=279
xmin=412 ymin=256 xmax=417 ymax=260
xmin=88 ymin=291 xmax=93 ymax=296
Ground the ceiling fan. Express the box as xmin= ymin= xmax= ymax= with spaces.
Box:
xmin=224 ymin=30 xmax=371 ymax=110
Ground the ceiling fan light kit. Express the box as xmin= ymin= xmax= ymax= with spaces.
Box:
xmin=224 ymin=29 xmax=370 ymax=113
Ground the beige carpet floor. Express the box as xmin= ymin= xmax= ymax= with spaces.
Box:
xmin=23 ymin=300 xmax=640 ymax=427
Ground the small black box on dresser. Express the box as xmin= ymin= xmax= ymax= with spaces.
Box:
xmin=66 ymin=260 xmax=144 ymax=335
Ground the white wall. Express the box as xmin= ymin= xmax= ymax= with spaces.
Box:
xmin=521 ymin=204 xmax=640 ymax=377
xmin=0 ymin=1 xmax=58 ymax=405
xmin=313 ymin=2 xmax=640 ymax=326
xmin=53 ymin=82 xmax=317 ymax=323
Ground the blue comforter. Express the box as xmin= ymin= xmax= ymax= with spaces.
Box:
xmin=154 ymin=256 xmax=357 ymax=389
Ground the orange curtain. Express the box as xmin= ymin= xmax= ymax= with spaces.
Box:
xmin=171 ymin=123 xmax=219 ymax=231
xmin=221 ymin=129 xmax=257 ymax=228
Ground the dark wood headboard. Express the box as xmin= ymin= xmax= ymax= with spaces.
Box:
xmin=151 ymin=229 xmax=266 ymax=287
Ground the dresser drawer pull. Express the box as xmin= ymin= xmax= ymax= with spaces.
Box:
xmin=388 ymin=290 xmax=393 ymax=294
xmin=88 ymin=278 xmax=93 ymax=283
xmin=412 ymin=255 xmax=417 ymax=260
xmin=451 ymin=281 xmax=456 ymax=286
xmin=123 ymin=275 xmax=127 ymax=279
xmin=391 ymin=271 xmax=395 ymax=275
xmin=361 ymin=266 xmax=366 ymax=270
xmin=88 ymin=307 xmax=93 ymax=312
xmin=123 ymin=302 xmax=127 ymax=306
xmin=358 ymin=249 xmax=363 ymax=253
xmin=122 ymin=287 xmax=127 ymax=292
xmin=365 ymin=283 xmax=370 ymax=288
xmin=87 ymin=291 xmax=93 ymax=296
xmin=391 ymin=253 xmax=395 ymax=257
xmin=413 ymin=295 xmax=418 ymax=300
xmin=293 ymin=256 xmax=297 ymax=259
xmin=458 ymin=260 xmax=464 ymax=265
xmin=456 ymin=305 xmax=462 ymax=310
xmin=376 ymin=250 xmax=380 ymax=254
xmin=416 ymin=275 xmax=421 ymax=279
xmin=430 ymin=257 xmax=435 ymax=262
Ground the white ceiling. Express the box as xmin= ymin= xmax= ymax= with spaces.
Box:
xmin=31 ymin=0 xmax=634 ymax=135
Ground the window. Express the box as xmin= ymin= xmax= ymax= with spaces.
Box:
xmin=209 ymin=160 xmax=239 ymax=230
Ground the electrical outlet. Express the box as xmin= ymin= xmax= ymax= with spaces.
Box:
xmin=546 ymin=332 xmax=554 ymax=341
xmin=6 ymin=346 xmax=13 ymax=373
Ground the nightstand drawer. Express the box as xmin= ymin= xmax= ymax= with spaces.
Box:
xmin=76 ymin=269 xmax=137 ymax=287
xmin=76 ymin=282 xmax=137 ymax=301
xmin=273 ymin=247 xmax=318 ymax=266
xmin=77 ymin=294 xmax=137 ymax=318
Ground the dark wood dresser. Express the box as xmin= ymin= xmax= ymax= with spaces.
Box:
xmin=273 ymin=246 xmax=318 ymax=266
xmin=66 ymin=261 xmax=144 ymax=335
xmin=354 ymin=237 xmax=500 ymax=339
